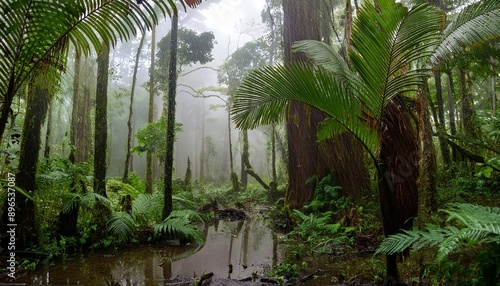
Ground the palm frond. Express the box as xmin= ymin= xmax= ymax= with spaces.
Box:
xmin=349 ymin=0 xmax=442 ymax=118
xmin=431 ymin=0 xmax=500 ymax=66
xmin=232 ymin=63 xmax=378 ymax=156
xmin=108 ymin=211 xmax=136 ymax=244
xmin=1 ymin=0 xmax=180 ymax=131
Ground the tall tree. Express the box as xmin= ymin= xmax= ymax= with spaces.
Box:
xmin=123 ymin=30 xmax=147 ymax=182
xmin=2 ymin=64 xmax=54 ymax=250
xmin=282 ymin=0 xmax=370 ymax=207
xmin=232 ymin=0 xmax=500 ymax=281
xmin=93 ymin=43 xmax=111 ymax=237
xmin=163 ymin=13 xmax=179 ymax=220
xmin=146 ymin=26 xmax=157 ymax=194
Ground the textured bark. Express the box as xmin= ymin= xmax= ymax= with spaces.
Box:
xmin=94 ymin=44 xmax=110 ymax=197
xmin=434 ymin=70 xmax=451 ymax=165
xmin=283 ymin=0 xmax=322 ymax=208
xmin=378 ymin=96 xmax=419 ymax=282
xmin=146 ymin=25 xmax=156 ymax=194
xmin=459 ymin=69 xmax=479 ymax=139
xmin=283 ymin=0 xmax=369 ymax=208
xmin=4 ymin=70 xmax=51 ymax=250
xmin=124 ymin=30 xmax=146 ymax=182
xmin=163 ymin=13 xmax=179 ymax=220
xmin=43 ymin=98 xmax=53 ymax=158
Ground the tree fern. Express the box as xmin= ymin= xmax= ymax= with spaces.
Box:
xmin=377 ymin=203 xmax=500 ymax=261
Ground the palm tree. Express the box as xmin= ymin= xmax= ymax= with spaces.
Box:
xmin=0 ymin=0 xmax=187 ymax=140
xmin=231 ymin=0 xmax=500 ymax=282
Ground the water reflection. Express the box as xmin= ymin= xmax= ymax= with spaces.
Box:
xmin=13 ymin=217 xmax=280 ymax=285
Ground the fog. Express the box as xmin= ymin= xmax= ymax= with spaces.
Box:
xmin=100 ymin=0 xmax=271 ymax=185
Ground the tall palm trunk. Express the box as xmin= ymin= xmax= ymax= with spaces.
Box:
xmin=378 ymin=96 xmax=419 ymax=282
xmin=163 ymin=13 xmax=179 ymax=220
xmin=124 ymin=30 xmax=146 ymax=182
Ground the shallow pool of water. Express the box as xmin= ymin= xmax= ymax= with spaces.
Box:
xmin=10 ymin=217 xmax=281 ymax=285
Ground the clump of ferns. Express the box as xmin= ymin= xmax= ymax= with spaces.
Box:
xmin=108 ymin=192 xmax=204 ymax=245
xmin=376 ymin=203 xmax=500 ymax=262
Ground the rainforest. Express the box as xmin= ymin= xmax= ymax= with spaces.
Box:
xmin=0 ymin=0 xmax=499 ymax=285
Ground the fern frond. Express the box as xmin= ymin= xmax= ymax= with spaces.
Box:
xmin=168 ymin=209 xmax=204 ymax=224
xmin=376 ymin=229 xmax=421 ymax=255
xmin=132 ymin=192 xmax=163 ymax=225
xmin=108 ymin=211 xmax=136 ymax=244
xmin=153 ymin=217 xmax=203 ymax=244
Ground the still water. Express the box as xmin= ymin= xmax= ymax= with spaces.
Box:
xmin=13 ymin=218 xmax=281 ymax=285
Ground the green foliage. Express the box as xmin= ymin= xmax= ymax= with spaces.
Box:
xmin=376 ymin=203 xmax=500 ymax=262
xmin=288 ymin=210 xmax=355 ymax=256
xmin=60 ymin=192 xmax=112 ymax=215
xmin=270 ymin=260 xmax=300 ymax=280
xmin=1 ymin=0 xmax=182 ymax=136
xmin=108 ymin=212 xmax=136 ymax=244
xmin=303 ymin=175 xmax=345 ymax=213
xmin=153 ymin=210 xmax=204 ymax=244
xmin=133 ymin=117 xmax=182 ymax=161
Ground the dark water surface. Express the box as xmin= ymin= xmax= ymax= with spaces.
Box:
xmin=11 ymin=218 xmax=281 ymax=285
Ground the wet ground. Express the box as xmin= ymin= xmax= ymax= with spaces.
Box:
xmin=6 ymin=217 xmax=283 ymax=285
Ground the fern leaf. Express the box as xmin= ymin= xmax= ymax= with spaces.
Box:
xmin=108 ymin=211 xmax=136 ymax=244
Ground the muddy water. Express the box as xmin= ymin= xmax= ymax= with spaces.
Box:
xmin=13 ymin=218 xmax=281 ymax=285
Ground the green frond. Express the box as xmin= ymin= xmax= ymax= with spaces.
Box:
xmin=349 ymin=0 xmax=442 ymax=118
xmin=1 ymin=0 xmax=179 ymax=116
xmin=232 ymin=63 xmax=378 ymax=156
xmin=168 ymin=209 xmax=204 ymax=225
xmin=132 ymin=192 xmax=163 ymax=225
xmin=376 ymin=229 xmax=421 ymax=255
xmin=154 ymin=217 xmax=204 ymax=244
xmin=60 ymin=193 xmax=80 ymax=214
xmin=377 ymin=203 xmax=500 ymax=261
xmin=431 ymin=0 xmax=500 ymax=66
xmin=108 ymin=211 xmax=136 ymax=244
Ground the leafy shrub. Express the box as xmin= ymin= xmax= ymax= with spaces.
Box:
xmin=377 ymin=203 xmax=500 ymax=284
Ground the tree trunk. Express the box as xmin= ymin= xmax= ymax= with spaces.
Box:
xmin=94 ymin=44 xmax=110 ymax=197
xmin=43 ymin=98 xmax=53 ymax=158
xmin=283 ymin=0 xmax=369 ymax=207
xmin=146 ymin=25 xmax=156 ymax=194
xmin=283 ymin=0 xmax=322 ymax=208
xmin=242 ymin=129 xmax=270 ymax=190
xmin=93 ymin=44 xmax=111 ymax=240
xmin=199 ymin=100 xmax=205 ymax=184
xmin=378 ymin=96 xmax=419 ymax=283
xmin=434 ymin=70 xmax=451 ymax=165
xmin=459 ymin=69 xmax=479 ymax=139
xmin=162 ymin=13 xmax=179 ymax=220
xmin=4 ymin=69 xmax=52 ymax=250
xmin=241 ymin=130 xmax=249 ymax=190
xmin=124 ymin=30 xmax=146 ymax=183
xmin=228 ymin=104 xmax=240 ymax=192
